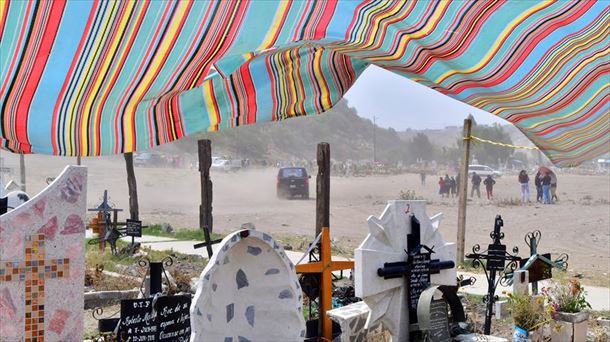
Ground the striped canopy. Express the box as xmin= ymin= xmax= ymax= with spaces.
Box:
xmin=1 ymin=1 xmax=608 ymax=166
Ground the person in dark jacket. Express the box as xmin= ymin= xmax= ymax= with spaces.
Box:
xmin=471 ymin=172 xmax=481 ymax=198
xmin=483 ymin=175 xmax=496 ymax=200
xmin=541 ymin=172 xmax=552 ymax=204
xmin=534 ymin=171 xmax=543 ymax=202
xmin=450 ymin=176 xmax=457 ymax=198
xmin=518 ymin=170 xmax=530 ymax=202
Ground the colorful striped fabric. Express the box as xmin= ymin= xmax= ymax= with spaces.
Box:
xmin=0 ymin=1 xmax=608 ymax=166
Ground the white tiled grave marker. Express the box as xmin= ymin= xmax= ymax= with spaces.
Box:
xmin=190 ymin=229 xmax=305 ymax=342
xmin=354 ymin=200 xmax=457 ymax=341
xmin=0 ymin=166 xmax=87 ymax=341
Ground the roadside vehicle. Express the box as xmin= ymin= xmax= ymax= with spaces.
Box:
xmin=277 ymin=167 xmax=310 ymax=199
xmin=468 ymin=164 xmax=502 ymax=178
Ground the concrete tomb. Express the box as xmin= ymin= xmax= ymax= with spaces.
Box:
xmin=190 ymin=229 xmax=305 ymax=341
xmin=0 ymin=166 xmax=87 ymax=341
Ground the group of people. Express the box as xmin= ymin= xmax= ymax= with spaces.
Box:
xmin=519 ymin=169 xmax=558 ymax=204
xmin=470 ymin=172 xmax=496 ymax=200
xmin=438 ymin=174 xmax=459 ymax=198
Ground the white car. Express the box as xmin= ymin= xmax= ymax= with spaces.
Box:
xmin=468 ymin=164 xmax=502 ymax=178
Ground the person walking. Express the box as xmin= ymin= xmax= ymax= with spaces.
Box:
xmin=551 ymin=175 xmax=558 ymax=202
xmin=535 ymin=171 xmax=543 ymax=202
xmin=483 ymin=175 xmax=496 ymax=200
xmin=541 ymin=172 xmax=552 ymax=204
xmin=470 ymin=172 xmax=481 ymax=198
xmin=518 ymin=170 xmax=530 ymax=202
xmin=420 ymin=171 xmax=426 ymax=186
xmin=450 ymin=176 xmax=457 ymax=198
xmin=438 ymin=177 xmax=446 ymax=198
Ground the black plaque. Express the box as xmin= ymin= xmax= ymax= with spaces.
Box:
xmin=408 ymin=252 xmax=431 ymax=312
xmin=156 ymin=295 xmax=191 ymax=341
xmin=486 ymin=244 xmax=506 ymax=271
xmin=119 ymin=295 xmax=191 ymax=342
xmin=520 ymin=253 xmax=553 ymax=282
xmin=126 ymin=219 xmax=142 ymax=237
xmin=119 ymin=298 xmax=157 ymax=342
xmin=428 ymin=299 xmax=451 ymax=342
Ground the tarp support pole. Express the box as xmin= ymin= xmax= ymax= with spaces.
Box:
xmin=457 ymin=118 xmax=472 ymax=264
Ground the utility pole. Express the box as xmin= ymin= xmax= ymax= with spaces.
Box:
xmin=457 ymin=118 xmax=472 ymax=264
xmin=373 ymin=116 xmax=377 ymax=163
xmin=123 ymin=152 xmax=139 ymax=220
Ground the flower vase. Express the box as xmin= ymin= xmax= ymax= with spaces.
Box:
xmin=551 ymin=311 xmax=589 ymax=342
xmin=512 ymin=327 xmax=544 ymax=342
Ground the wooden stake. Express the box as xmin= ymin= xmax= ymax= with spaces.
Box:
xmin=316 ymin=143 xmax=330 ymax=237
xmin=76 ymin=156 xmax=81 ymax=165
xmin=199 ymin=140 xmax=213 ymax=233
xmin=457 ymin=118 xmax=472 ymax=264
xmin=19 ymin=153 xmax=25 ymax=192
xmin=124 ymin=152 xmax=139 ymax=220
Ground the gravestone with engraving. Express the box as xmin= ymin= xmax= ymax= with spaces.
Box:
xmin=354 ymin=201 xmax=457 ymax=341
xmin=0 ymin=166 xmax=87 ymax=341
xmin=119 ymin=294 xmax=191 ymax=342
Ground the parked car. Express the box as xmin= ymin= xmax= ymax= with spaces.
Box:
xmin=277 ymin=167 xmax=310 ymax=199
xmin=468 ymin=164 xmax=502 ymax=178
xmin=134 ymin=152 xmax=163 ymax=167
xmin=211 ymin=158 xmax=242 ymax=172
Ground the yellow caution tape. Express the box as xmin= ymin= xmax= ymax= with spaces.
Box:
xmin=465 ymin=135 xmax=540 ymax=150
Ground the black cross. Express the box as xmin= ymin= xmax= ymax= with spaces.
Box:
xmin=466 ymin=215 xmax=521 ymax=335
xmin=376 ymin=214 xmax=455 ymax=334
xmin=193 ymin=226 xmax=222 ymax=258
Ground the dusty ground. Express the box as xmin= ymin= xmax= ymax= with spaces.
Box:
xmin=2 ymin=153 xmax=609 ymax=284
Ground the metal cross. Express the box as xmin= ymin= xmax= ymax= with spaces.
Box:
xmin=465 ymin=215 xmax=520 ymax=335
xmin=0 ymin=234 xmax=70 ymax=341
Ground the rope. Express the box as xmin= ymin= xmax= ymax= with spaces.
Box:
xmin=464 ymin=135 xmax=540 ymax=150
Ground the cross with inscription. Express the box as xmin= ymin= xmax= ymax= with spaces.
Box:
xmin=0 ymin=234 xmax=70 ymax=342
xmin=376 ymin=214 xmax=454 ymax=339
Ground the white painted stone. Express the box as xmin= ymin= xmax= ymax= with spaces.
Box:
xmin=190 ymin=229 xmax=305 ymax=341
xmin=326 ymin=301 xmax=385 ymax=342
xmin=512 ymin=270 xmax=529 ymax=295
xmin=355 ymin=200 xmax=457 ymax=341
xmin=0 ymin=166 xmax=87 ymax=341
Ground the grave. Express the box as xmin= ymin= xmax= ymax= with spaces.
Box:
xmin=350 ymin=200 xmax=457 ymax=341
xmin=190 ymin=229 xmax=305 ymax=341
xmin=0 ymin=165 xmax=87 ymax=341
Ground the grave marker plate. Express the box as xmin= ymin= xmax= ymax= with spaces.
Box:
xmin=486 ymin=244 xmax=507 ymax=271
xmin=408 ymin=252 xmax=431 ymax=312
xmin=126 ymin=219 xmax=142 ymax=238
xmin=428 ymin=299 xmax=451 ymax=342
xmin=119 ymin=295 xmax=191 ymax=342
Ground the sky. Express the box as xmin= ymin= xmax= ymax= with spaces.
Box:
xmin=344 ymin=65 xmax=508 ymax=130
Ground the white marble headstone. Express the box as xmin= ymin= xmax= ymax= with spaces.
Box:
xmin=190 ymin=229 xmax=305 ymax=341
xmin=354 ymin=200 xmax=456 ymax=341
xmin=0 ymin=166 xmax=87 ymax=341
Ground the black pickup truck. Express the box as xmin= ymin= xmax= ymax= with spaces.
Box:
xmin=276 ymin=167 xmax=310 ymax=199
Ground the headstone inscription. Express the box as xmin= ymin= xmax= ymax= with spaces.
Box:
xmin=416 ymin=285 xmax=466 ymax=342
xmin=119 ymin=294 xmax=192 ymax=342
xmin=428 ymin=299 xmax=451 ymax=342
xmin=126 ymin=219 xmax=142 ymax=238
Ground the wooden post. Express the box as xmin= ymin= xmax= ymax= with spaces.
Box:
xmin=457 ymin=118 xmax=472 ymax=264
xmin=19 ymin=153 xmax=25 ymax=192
xmin=199 ymin=140 xmax=213 ymax=233
xmin=124 ymin=152 xmax=139 ymax=220
xmin=76 ymin=156 xmax=81 ymax=165
xmin=316 ymin=143 xmax=330 ymax=237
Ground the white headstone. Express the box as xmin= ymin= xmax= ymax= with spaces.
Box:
xmin=0 ymin=166 xmax=87 ymax=341
xmin=190 ymin=229 xmax=306 ymax=341
xmin=355 ymin=200 xmax=456 ymax=341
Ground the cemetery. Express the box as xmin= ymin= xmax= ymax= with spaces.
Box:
xmin=1 ymin=1 xmax=609 ymax=341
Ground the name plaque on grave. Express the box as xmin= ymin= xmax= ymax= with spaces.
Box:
xmin=428 ymin=299 xmax=451 ymax=342
xmin=119 ymin=295 xmax=191 ymax=342
xmin=486 ymin=244 xmax=507 ymax=271
xmin=126 ymin=219 xmax=142 ymax=237
xmin=408 ymin=252 xmax=431 ymax=311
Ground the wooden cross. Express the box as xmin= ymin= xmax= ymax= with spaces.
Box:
xmin=0 ymin=234 xmax=70 ymax=342
xmin=295 ymin=227 xmax=354 ymax=341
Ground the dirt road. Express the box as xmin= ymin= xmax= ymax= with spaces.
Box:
xmin=2 ymin=154 xmax=609 ymax=279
